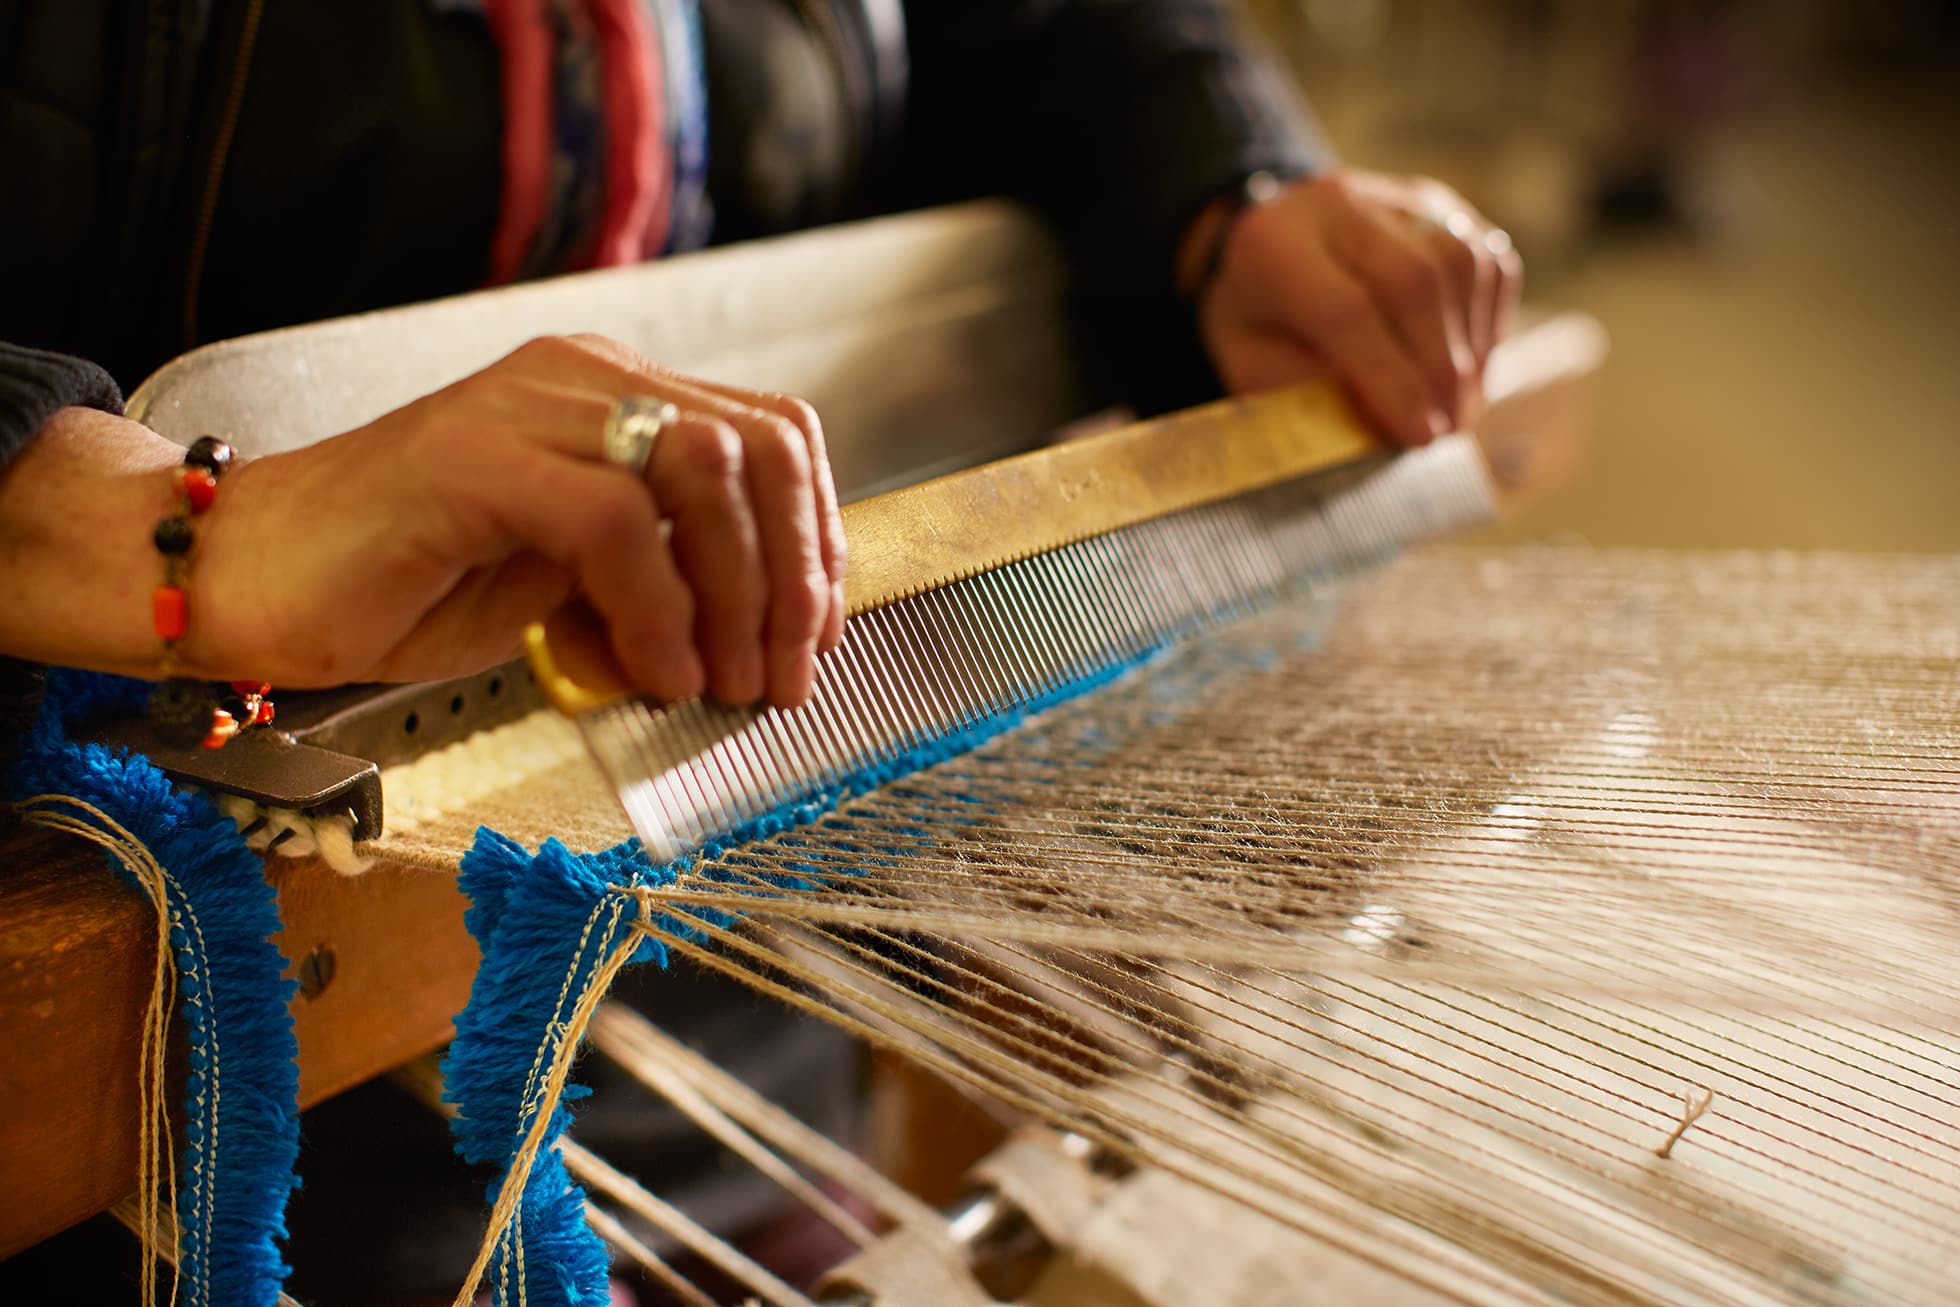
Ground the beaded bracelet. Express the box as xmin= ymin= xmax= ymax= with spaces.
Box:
xmin=146 ymin=436 xmax=275 ymax=750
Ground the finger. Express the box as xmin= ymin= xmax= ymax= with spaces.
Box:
xmin=822 ymin=578 xmax=846 ymax=654
xmin=462 ymin=445 xmax=703 ymax=701
xmin=612 ymin=376 xmax=827 ymax=705
xmin=663 ymin=382 xmax=848 ymax=610
xmin=1326 ymin=203 xmax=1472 ymax=429
xmin=704 ymin=403 xmax=828 ymax=708
xmin=660 ymin=383 xmax=846 ymax=661
xmin=648 ymin=414 xmax=770 ymax=705
xmin=1415 ymin=213 xmax=1493 ymax=423
xmin=1429 ymin=209 xmax=1498 ymax=372
xmin=509 ymin=337 xmax=843 ymax=666
xmin=1465 ymin=220 xmax=1500 ymax=369
xmin=1485 ymin=225 xmax=1525 ymax=350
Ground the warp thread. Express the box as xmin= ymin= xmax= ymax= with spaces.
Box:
xmin=10 ymin=669 xmax=300 ymax=1307
xmin=439 ymin=646 xmax=1167 ymax=1307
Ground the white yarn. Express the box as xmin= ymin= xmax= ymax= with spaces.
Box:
xmin=211 ymin=791 xmax=373 ymax=876
xmin=379 ymin=709 xmax=588 ymax=835
xmin=192 ymin=708 xmax=585 ymax=877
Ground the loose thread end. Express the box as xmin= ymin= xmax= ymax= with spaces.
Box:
xmin=1655 ymin=1086 xmax=1716 ymax=1160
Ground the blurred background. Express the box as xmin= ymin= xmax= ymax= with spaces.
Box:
xmin=1243 ymin=0 xmax=1959 ymax=550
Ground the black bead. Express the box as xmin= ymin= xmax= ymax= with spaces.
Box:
xmin=184 ymin=436 xmax=233 ymax=476
xmin=148 ymin=678 xmax=218 ymax=750
xmin=152 ymin=515 xmax=194 ymax=556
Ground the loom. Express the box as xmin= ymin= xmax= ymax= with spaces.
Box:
xmin=4 ymin=202 xmax=1955 ymax=1307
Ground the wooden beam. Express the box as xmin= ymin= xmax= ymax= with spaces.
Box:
xmin=0 ymin=824 xmax=477 ymax=1258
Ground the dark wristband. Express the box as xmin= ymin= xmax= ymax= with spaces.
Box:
xmin=1189 ymin=169 xmax=1304 ymax=301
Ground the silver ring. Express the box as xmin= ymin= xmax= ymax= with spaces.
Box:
xmin=1410 ymin=200 xmax=1477 ymax=244
xmin=601 ymin=395 xmax=680 ymax=474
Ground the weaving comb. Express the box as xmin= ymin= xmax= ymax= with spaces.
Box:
xmin=525 ymin=381 xmax=1496 ymax=861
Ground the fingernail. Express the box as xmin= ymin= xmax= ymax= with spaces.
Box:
xmin=822 ymin=581 xmax=848 ymax=653
xmin=1427 ymin=409 xmax=1452 ymax=441
xmin=770 ymin=641 xmax=818 ymax=709
xmin=663 ymin=649 xmax=705 ymax=702
xmin=725 ymin=648 xmax=765 ymax=705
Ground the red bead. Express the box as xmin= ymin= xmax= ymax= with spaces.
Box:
xmin=179 ymin=467 xmax=218 ymax=513
xmin=246 ymin=699 xmax=276 ymax=727
xmin=201 ymin=709 xmax=239 ymax=750
xmin=153 ymin=586 xmax=188 ymax=641
xmin=230 ymin=680 xmax=272 ymax=698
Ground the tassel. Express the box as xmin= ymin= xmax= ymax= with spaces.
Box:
xmin=11 ymin=670 xmax=300 ymax=1307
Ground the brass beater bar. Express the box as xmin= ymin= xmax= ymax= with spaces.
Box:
xmin=526 ymin=380 xmax=1381 ymax=716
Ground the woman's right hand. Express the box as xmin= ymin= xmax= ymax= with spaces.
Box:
xmin=0 ymin=335 xmax=848 ymax=708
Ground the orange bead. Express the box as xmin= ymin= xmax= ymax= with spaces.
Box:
xmin=201 ymin=709 xmax=239 ymax=750
xmin=153 ymin=586 xmax=188 ymax=641
xmin=179 ymin=467 xmax=218 ymax=513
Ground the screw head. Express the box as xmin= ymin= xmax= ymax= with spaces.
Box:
xmin=296 ymin=946 xmax=336 ymax=999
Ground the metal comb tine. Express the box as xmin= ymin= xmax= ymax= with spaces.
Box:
xmin=803 ymin=657 xmax=865 ymax=785
xmin=833 ymin=630 xmax=911 ymax=769
xmin=759 ymin=692 xmax=830 ymax=802
xmin=721 ymin=714 xmax=788 ymax=822
xmin=912 ymin=589 xmax=986 ymax=734
xmin=1063 ymin=542 xmax=1132 ymax=670
xmin=969 ymin=567 xmax=1044 ymax=700
xmin=994 ymin=560 xmax=1070 ymax=696
xmin=1050 ymin=545 xmax=1118 ymax=672
xmin=814 ymin=629 xmax=883 ymax=770
xmin=1059 ymin=544 xmax=1126 ymax=673
xmin=945 ymin=580 xmax=1015 ymax=718
xmin=1025 ymin=552 xmax=1093 ymax=682
xmin=851 ymin=610 xmax=930 ymax=756
xmin=1106 ymin=531 xmax=1167 ymax=655
xmin=764 ymin=696 xmax=831 ymax=799
xmin=647 ymin=705 xmax=720 ymax=852
xmin=1119 ymin=525 xmax=1183 ymax=645
xmin=684 ymin=703 xmax=749 ymax=838
xmin=651 ymin=708 xmax=713 ymax=853
xmin=1189 ymin=512 xmax=1241 ymax=626
xmin=965 ymin=566 xmax=1030 ymax=697
xmin=676 ymin=704 xmax=743 ymax=849
xmin=695 ymin=721 xmax=759 ymax=831
xmin=1146 ymin=515 xmax=1208 ymax=637
xmin=1060 ymin=539 xmax=1126 ymax=661
xmin=873 ymin=603 xmax=958 ymax=740
xmin=914 ymin=589 xmax=986 ymax=732
xmin=875 ymin=603 xmax=949 ymax=742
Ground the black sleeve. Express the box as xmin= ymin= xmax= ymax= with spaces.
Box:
xmin=0 ymin=343 xmax=122 ymax=775
xmin=899 ymin=0 xmax=1331 ymax=409
xmin=0 ymin=340 xmax=125 ymax=465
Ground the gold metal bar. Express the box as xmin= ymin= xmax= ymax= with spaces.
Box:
xmin=527 ymin=380 xmax=1379 ymax=717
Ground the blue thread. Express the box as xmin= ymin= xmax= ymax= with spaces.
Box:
xmin=443 ymin=642 xmax=1168 ymax=1306
xmin=11 ymin=669 xmax=300 ymax=1307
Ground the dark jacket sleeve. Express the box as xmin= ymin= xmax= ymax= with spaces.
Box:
xmin=900 ymin=0 xmax=1330 ymax=409
xmin=904 ymin=0 xmax=1326 ymax=290
xmin=0 ymin=343 xmax=123 ymax=779
xmin=1 ymin=340 xmax=124 ymax=465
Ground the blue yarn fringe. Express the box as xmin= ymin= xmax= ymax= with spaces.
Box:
xmin=441 ymin=645 xmax=1166 ymax=1306
xmin=11 ymin=670 xmax=300 ymax=1307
